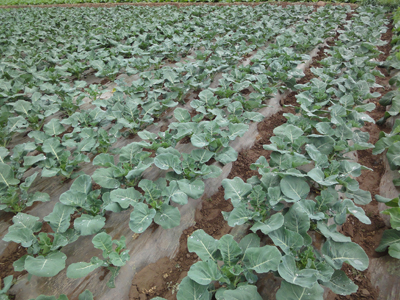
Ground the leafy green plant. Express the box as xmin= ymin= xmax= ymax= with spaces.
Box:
xmin=66 ymin=232 xmax=129 ymax=288
xmin=0 ymin=276 xmax=13 ymax=300
xmin=128 ymin=176 xmax=204 ymax=233
xmin=178 ymin=230 xmax=278 ymax=299
xmin=154 ymin=147 xmax=222 ymax=182
xmin=3 ymin=213 xmax=78 ymax=278
xmin=375 ymin=195 xmax=400 ymax=259
xmin=137 ymin=130 xmax=177 ymax=151
xmin=92 ymin=143 xmax=153 ymax=188
xmin=0 ymin=171 xmax=50 ymax=213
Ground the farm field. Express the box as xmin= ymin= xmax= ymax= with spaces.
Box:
xmin=0 ymin=2 xmax=400 ymax=300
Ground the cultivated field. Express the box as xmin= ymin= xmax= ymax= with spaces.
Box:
xmin=0 ymin=3 xmax=399 ymax=300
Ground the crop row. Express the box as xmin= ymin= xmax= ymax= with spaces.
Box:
xmin=372 ymin=7 xmax=400 ymax=260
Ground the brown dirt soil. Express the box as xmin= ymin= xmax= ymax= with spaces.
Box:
xmin=0 ymin=1 xmax=358 ymax=9
xmin=0 ymin=242 xmax=27 ymax=286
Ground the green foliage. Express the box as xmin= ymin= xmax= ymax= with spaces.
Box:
xmin=66 ymin=233 xmax=129 ymax=288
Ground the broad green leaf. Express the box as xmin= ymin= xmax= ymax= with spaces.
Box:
xmin=375 ymin=195 xmax=399 ymax=207
xmin=227 ymin=123 xmax=249 ymax=140
xmin=284 ymin=204 xmax=310 ymax=238
xmin=6 ymin=212 xmax=42 ymax=233
xmin=278 ymin=255 xmax=318 ymax=288
xmin=307 ymin=168 xmax=337 ymax=186
xmin=25 ymin=192 xmax=49 ymax=207
xmin=13 ymin=100 xmax=32 ymax=115
xmin=129 ymin=202 xmax=156 ymax=233
xmin=25 ymin=251 xmax=66 ymax=277
xmin=226 ymin=204 xmax=253 ymax=227
xmin=154 ymin=153 xmax=182 ymax=174
xmin=110 ymin=188 xmax=142 ymax=209
xmin=0 ymin=275 xmax=12 ymax=294
xmin=109 ymin=250 xmax=130 ymax=267
xmin=269 ymin=228 xmax=304 ymax=255
xmin=154 ymin=204 xmax=180 ymax=229
xmin=296 ymin=199 xmax=325 ymax=221
xmin=222 ymin=177 xmax=252 ymax=206
xmin=274 ymin=124 xmax=304 ymax=144
xmin=376 ymin=229 xmax=400 ymax=252
xmin=23 ymin=154 xmax=46 ymax=167
xmin=218 ymin=235 xmax=242 ymax=266
xmin=7 ymin=116 xmax=28 ymax=131
xmin=76 ymin=138 xmax=96 ymax=152
xmin=215 ymin=146 xmax=238 ymax=165
xmin=59 ymin=190 xmax=87 ymax=207
xmin=92 ymin=232 xmax=113 ymax=258
xmin=244 ymin=245 xmax=281 ymax=273
xmin=307 ymin=135 xmax=335 ymax=155
xmin=250 ymin=213 xmax=284 ymax=235
xmin=177 ymin=179 xmax=204 ymax=199
xmin=191 ymin=133 xmax=209 ymax=148
xmin=280 ymin=176 xmax=309 ymax=201
xmin=138 ymin=130 xmax=157 ymax=141
xmin=389 ymin=243 xmax=400 ymax=259
xmin=382 ymin=208 xmax=400 ymax=230
xmin=174 ymin=108 xmax=191 ymax=123
xmin=322 ymin=270 xmax=358 ymax=295
xmin=165 ymin=181 xmax=187 ymax=205
xmin=188 ymin=260 xmax=222 ymax=285
xmin=176 ymin=277 xmax=209 ymax=300
xmin=343 ymin=199 xmax=371 ymax=224
xmin=43 ymin=119 xmax=65 ymax=136
xmin=3 ymin=227 xmax=37 ymax=248
xmin=238 ymin=233 xmax=260 ymax=253
xmin=71 ymin=174 xmax=92 ymax=194
xmin=187 ymin=229 xmax=219 ymax=262
xmin=0 ymin=162 xmax=19 ymax=188
xmin=345 ymin=189 xmax=372 ymax=205
xmin=92 ymin=168 xmax=120 ymax=189
xmin=317 ymin=222 xmax=351 ymax=243
xmin=78 ymin=290 xmax=94 ymax=300
xmin=222 ymin=285 xmax=263 ymax=300
xmin=67 ymin=257 xmax=104 ymax=279
xmin=387 ymin=142 xmax=400 ymax=168
xmin=323 ymin=240 xmax=369 ymax=271
xmin=191 ymin=149 xmax=214 ymax=164
xmin=202 ymin=165 xmax=222 ymax=180
xmin=276 ymin=281 xmax=324 ymax=300
xmin=42 ymin=138 xmax=64 ymax=158
xmin=74 ymin=215 xmax=106 ymax=236
xmin=43 ymin=203 xmax=74 ymax=233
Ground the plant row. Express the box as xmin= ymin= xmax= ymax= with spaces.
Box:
xmin=153 ymin=5 xmax=391 ymax=300
xmin=373 ymin=7 xmax=400 ymax=260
